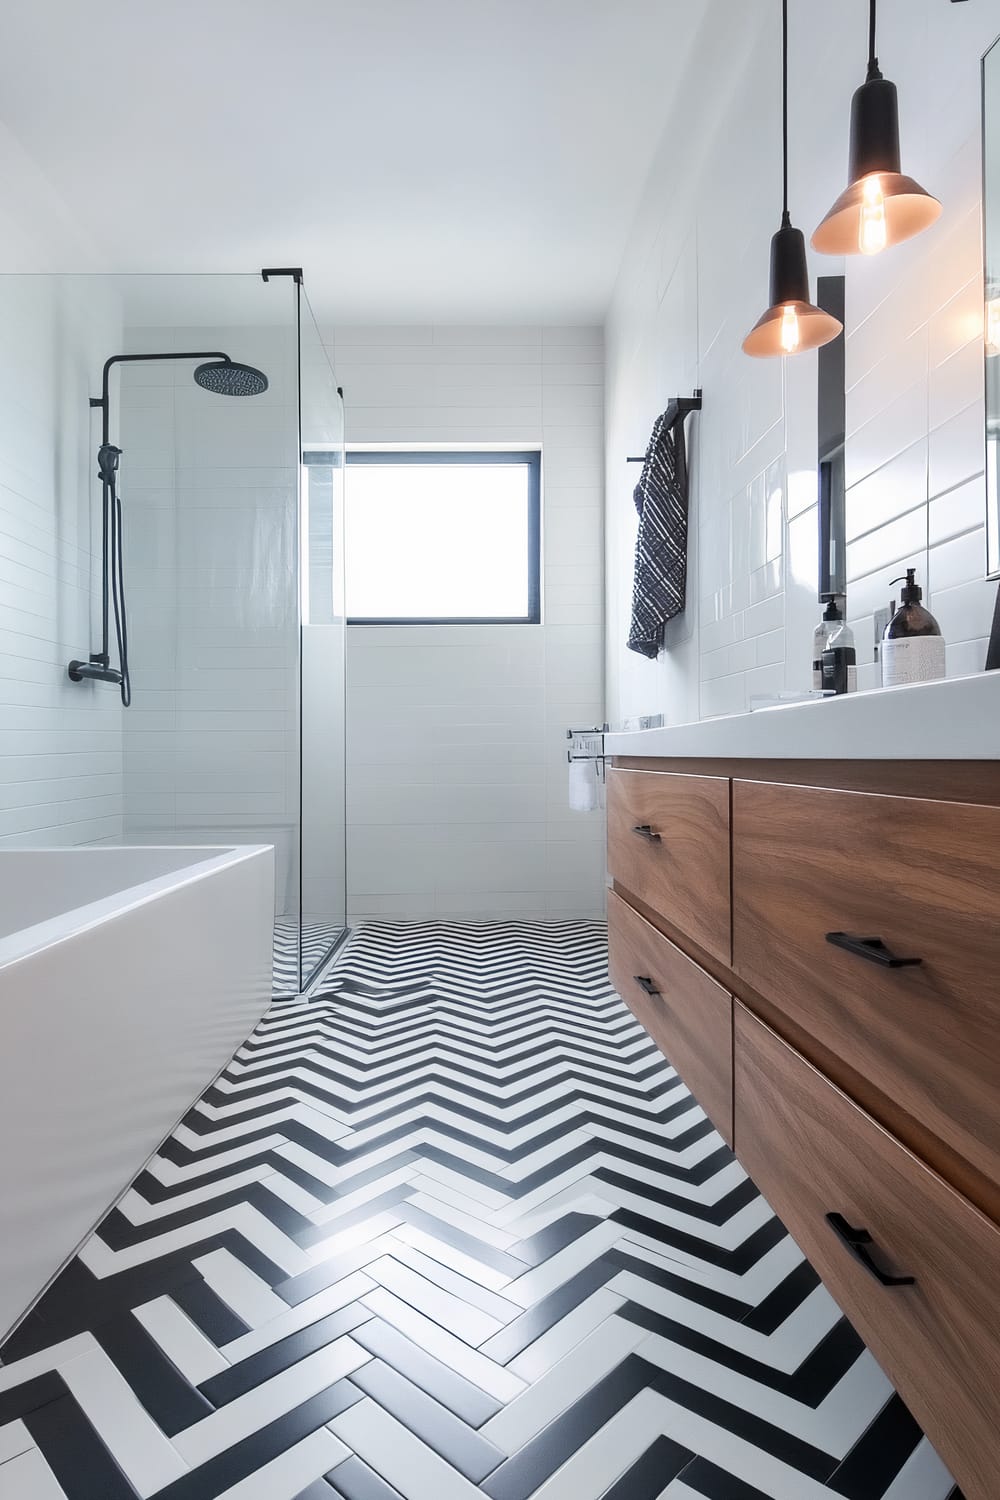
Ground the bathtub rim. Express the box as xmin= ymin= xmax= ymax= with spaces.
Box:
xmin=0 ymin=843 xmax=275 ymax=971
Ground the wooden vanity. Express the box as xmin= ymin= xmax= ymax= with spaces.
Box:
xmin=606 ymin=681 xmax=1000 ymax=1500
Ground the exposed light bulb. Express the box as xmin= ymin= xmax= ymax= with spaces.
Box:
xmin=780 ymin=304 xmax=801 ymax=354
xmin=858 ymin=175 xmax=888 ymax=256
xmin=987 ymin=296 xmax=1000 ymax=358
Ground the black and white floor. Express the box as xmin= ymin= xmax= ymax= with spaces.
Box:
xmin=0 ymin=921 xmax=959 ymax=1500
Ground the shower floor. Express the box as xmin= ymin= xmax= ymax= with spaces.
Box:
xmin=0 ymin=921 xmax=959 ymax=1499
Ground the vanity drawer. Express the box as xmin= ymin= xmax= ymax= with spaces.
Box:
xmin=734 ymin=1003 xmax=1000 ymax=1500
xmin=732 ymin=780 xmax=1000 ymax=1191
xmin=608 ymin=890 xmax=733 ymax=1144
xmin=607 ymin=767 xmax=730 ymax=963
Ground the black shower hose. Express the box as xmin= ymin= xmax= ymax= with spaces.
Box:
xmin=107 ymin=472 xmax=131 ymax=708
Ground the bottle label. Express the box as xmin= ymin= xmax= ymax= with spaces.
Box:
xmin=821 ymin=647 xmax=857 ymax=696
xmin=881 ymin=636 xmax=945 ymax=687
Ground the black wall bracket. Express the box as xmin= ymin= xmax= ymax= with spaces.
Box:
xmin=261 ymin=267 xmax=304 ymax=284
xmin=627 ymin=390 xmax=702 ymax=462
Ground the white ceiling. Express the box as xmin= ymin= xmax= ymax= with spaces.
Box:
xmin=0 ymin=0 xmax=703 ymax=324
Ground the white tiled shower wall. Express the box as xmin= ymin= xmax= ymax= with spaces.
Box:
xmin=326 ymin=324 xmax=606 ymax=921
xmin=0 ymin=276 xmax=124 ymax=847
xmin=117 ymin=324 xmax=302 ymax=911
xmin=605 ymin=0 xmax=999 ymax=726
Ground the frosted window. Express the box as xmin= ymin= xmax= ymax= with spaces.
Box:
xmin=345 ymin=452 xmax=540 ymax=622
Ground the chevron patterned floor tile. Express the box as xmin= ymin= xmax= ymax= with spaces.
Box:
xmin=0 ymin=920 xmax=963 ymax=1500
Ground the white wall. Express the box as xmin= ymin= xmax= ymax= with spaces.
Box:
xmin=302 ymin=624 xmax=346 ymax=929
xmin=330 ymin=324 xmax=606 ymax=921
xmin=0 ymin=276 xmax=124 ymax=847
xmin=0 ymin=115 xmax=128 ymax=848
xmin=605 ymin=0 xmax=999 ymax=726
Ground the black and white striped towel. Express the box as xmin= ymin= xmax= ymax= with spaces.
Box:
xmin=627 ymin=409 xmax=690 ymax=658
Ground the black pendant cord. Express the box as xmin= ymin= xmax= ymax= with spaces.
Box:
xmin=781 ymin=0 xmax=790 ymax=225
xmin=867 ymin=0 xmax=882 ymax=80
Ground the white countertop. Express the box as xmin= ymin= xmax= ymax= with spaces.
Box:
xmin=605 ymin=671 xmax=1000 ymax=761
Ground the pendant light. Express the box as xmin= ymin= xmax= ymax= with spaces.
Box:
xmin=812 ymin=0 xmax=941 ymax=256
xmin=743 ymin=0 xmax=842 ymax=357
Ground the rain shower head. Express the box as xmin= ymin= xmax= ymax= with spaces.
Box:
xmin=70 ymin=346 xmax=271 ymax=710
xmin=193 ymin=358 xmax=269 ymax=397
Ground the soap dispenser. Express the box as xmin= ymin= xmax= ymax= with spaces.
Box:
xmin=819 ymin=596 xmax=857 ymax=695
xmin=881 ymin=568 xmax=945 ymax=687
xmin=812 ymin=596 xmax=841 ymax=691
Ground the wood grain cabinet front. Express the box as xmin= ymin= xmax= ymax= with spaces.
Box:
xmin=732 ymin=779 xmax=1000 ymax=1198
xmin=607 ymin=767 xmax=731 ymax=964
xmin=608 ymin=890 xmax=733 ymax=1145
xmin=734 ymin=1002 xmax=1000 ymax=1500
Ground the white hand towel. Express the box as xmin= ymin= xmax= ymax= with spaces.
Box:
xmin=568 ymin=758 xmax=598 ymax=813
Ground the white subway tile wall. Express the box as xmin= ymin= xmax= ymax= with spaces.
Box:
xmin=605 ymin=0 xmax=997 ymax=724
xmin=0 ymin=277 xmax=124 ymax=847
xmin=329 ymin=324 xmax=606 ymax=921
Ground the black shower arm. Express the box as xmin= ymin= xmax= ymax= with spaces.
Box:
xmin=92 ymin=350 xmax=233 ymax=443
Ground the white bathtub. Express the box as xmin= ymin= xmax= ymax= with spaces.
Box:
xmin=0 ymin=844 xmax=275 ymax=1341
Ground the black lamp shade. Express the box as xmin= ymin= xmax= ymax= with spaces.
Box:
xmin=769 ymin=221 xmax=811 ymax=305
xmin=813 ymin=73 xmax=941 ymax=254
xmin=849 ymin=74 xmax=901 ymax=179
xmin=743 ymin=222 xmax=843 ymax=358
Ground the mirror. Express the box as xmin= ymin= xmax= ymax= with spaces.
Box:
xmin=817 ymin=275 xmax=847 ymax=601
xmin=984 ymin=35 xmax=1000 ymax=577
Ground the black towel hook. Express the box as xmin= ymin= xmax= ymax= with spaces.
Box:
xmin=627 ymin=389 xmax=702 ymax=461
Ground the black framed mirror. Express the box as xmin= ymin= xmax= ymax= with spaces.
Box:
xmin=817 ymin=275 xmax=847 ymax=601
xmin=984 ymin=33 xmax=1000 ymax=579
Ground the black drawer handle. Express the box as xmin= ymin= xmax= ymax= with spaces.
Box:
xmin=826 ymin=932 xmax=922 ymax=969
xmin=632 ymin=824 xmax=662 ymax=843
xmin=633 ymin=975 xmax=661 ymax=997
xmin=826 ymin=1212 xmax=915 ymax=1287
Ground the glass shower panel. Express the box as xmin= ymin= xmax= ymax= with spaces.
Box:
xmin=298 ymin=289 xmax=347 ymax=988
xmin=7 ymin=271 xmax=342 ymax=996
xmin=110 ymin=273 xmax=303 ymax=991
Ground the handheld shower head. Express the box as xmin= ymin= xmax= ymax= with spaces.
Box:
xmin=97 ymin=443 xmax=122 ymax=482
xmin=193 ymin=358 xmax=269 ymax=397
